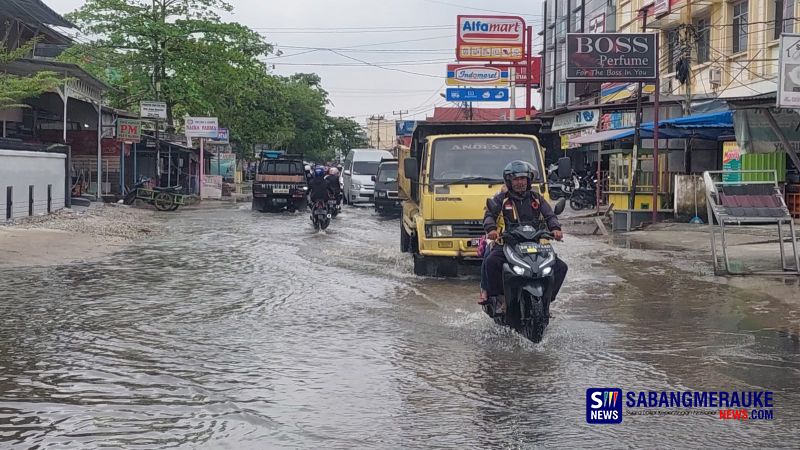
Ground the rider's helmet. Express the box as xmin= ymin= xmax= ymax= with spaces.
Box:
xmin=314 ymin=167 xmax=326 ymax=178
xmin=305 ymin=164 xmax=311 ymax=173
xmin=503 ymin=160 xmax=535 ymax=191
xmin=328 ymin=167 xmax=339 ymax=176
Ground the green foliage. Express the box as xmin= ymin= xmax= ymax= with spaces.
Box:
xmin=0 ymin=39 xmax=63 ymax=109
xmin=63 ymin=0 xmax=360 ymax=161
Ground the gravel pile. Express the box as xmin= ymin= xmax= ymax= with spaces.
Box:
xmin=1 ymin=203 xmax=162 ymax=240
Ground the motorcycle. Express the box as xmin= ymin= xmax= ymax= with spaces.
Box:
xmin=569 ymin=174 xmax=598 ymax=211
xmin=482 ymin=199 xmax=566 ymax=343
xmin=310 ymin=200 xmax=332 ymax=231
xmin=327 ymin=193 xmax=342 ymax=218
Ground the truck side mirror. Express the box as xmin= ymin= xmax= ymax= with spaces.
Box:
xmin=371 ymin=175 xmax=376 ymax=182
xmin=557 ymin=157 xmax=572 ymax=180
xmin=553 ymin=197 xmax=566 ymax=215
xmin=404 ymin=158 xmax=419 ymax=181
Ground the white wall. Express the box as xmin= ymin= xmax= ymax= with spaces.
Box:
xmin=0 ymin=149 xmax=67 ymax=221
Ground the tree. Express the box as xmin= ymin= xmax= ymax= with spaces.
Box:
xmin=65 ymin=0 xmax=271 ymax=126
xmin=0 ymin=39 xmax=62 ymax=110
xmin=328 ymin=116 xmax=367 ymax=160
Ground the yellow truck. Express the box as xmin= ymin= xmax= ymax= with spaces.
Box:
xmin=398 ymin=121 xmax=550 ymax=276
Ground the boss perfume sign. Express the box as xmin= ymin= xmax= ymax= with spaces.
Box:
xmin=566 ymin=33 xmax=658 ymax=81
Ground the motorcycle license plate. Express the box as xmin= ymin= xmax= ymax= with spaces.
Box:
xmin=273 ymin=198 xmax=287 ymax=203
xmin=519 ymin=243 xmax=553 ymax=254
xmin=273 ymin=188 xmax=290 ymax=194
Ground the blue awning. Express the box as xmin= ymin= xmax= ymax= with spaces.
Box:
xmin=607 ymin=111 xmax=733 ymax=141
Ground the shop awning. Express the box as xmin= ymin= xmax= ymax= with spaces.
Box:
xmin=609 ymin=111 xmax=734 ymax=141
xmin=570 ymin=127 xmax=634 ymax=144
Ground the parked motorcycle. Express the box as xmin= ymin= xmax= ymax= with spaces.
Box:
xmin=482 ymin=198 xmax=566 ymax=343
xmin=311 ymin=200 xmax=332 ymax=231
xmin=569 ymin=174 xmax=598 ymax=210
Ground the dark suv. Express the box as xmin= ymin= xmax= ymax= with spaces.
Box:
xmin=252 ymin=156 xmax=307 ymax=212
xmin=373 ymin=159 xmax=400 ymax=215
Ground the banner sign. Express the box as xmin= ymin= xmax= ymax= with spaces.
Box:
xmin=552 ymin=109 xmax=600 ymax=131
xmin=445 ymin=87 xmax=509 ymax=102
xmin=722 ymin=141 xmax=742 ymax=182
xmin=777 ymin=33 xmax=800 ymax=108
xmin=457 ymin=15 xmax=525 ymax=62
xmin=447 ymin=64 xmax=509 ymax=86
xmin=140 ymin=101 xmax=167 ymax=120
xmin=208 ymin=127 xmax=229 ymax=144
xmin=566 ymin=33 xmax=658 ymax=81
xmin=185 ymin=117 xmax=219 ymax=138
xmin=512 ymin=56 xmax=542 ymax=88
xmin=395 ymin=120 xmax=417 ymax=136
xmin=116 ymin=118 xmax=142 ymax=143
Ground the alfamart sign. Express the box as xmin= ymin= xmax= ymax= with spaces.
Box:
xmin=566 ymin=33 xmax=658 ymax=81
xmin=446 ymin=64 xmax=509 ymax=86
xmin=457 ymin=15 xmax=525 ymax=62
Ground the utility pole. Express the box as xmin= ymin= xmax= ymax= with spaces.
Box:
xmin=393 ymin=110 xmax=408 ymax=121
xmin=369 ymin=115 xmax=384 ymax=149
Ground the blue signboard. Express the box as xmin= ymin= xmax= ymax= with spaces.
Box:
xmin=445 ymin=88 xmax=509 ymax=102
xmin=395 ymin=120 xmax=417 ymax=136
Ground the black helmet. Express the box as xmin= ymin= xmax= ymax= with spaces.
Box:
xmin=503 ymin=160 xmax=535 ymax=191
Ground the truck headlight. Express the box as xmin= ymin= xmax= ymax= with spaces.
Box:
xmin=377 ymin=191 xmax=386 ymax=198
xmin=427 ymin=225 xmax=452 ymax=238
xmin=352 ymin=183 xmax=361 ymax=190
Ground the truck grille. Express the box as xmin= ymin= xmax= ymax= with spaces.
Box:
xmin=452 ymin=223 xmax=484 ymax=238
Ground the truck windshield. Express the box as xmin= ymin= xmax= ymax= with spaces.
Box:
xmin=353 ymin=161 xmax=380 ymax=175
xmin=430 ymin=137 xmax=542 ymax=183
xmin=378 ymin=165 xmax=398 ymax=182
xmin=259 ymin=161 xmax=303 ymax=174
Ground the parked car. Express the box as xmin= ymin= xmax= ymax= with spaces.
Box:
xmin=342 ymin=149 xmax=393 ymax=204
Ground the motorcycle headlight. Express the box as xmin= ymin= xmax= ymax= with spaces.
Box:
xmin=513 ymin=265 xmax=526 ymax=276
xmin=352 ymin=183 xmax=361 ymax=190
xmin=541 ymin=266 xmax=552 ymax=276
xmin=377 ymin=191 xmax=386 ymax=198
xmin=427 ymin=225 xmax=452 ymax=238
xmin=302 ymin=186 xmax=308 ymax=191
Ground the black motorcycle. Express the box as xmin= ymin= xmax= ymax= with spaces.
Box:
xmin=311 ymin=200 xmax=332 ymax=231
xmin=569 ymin=174 xmax=597 ymax=210
xmin=482 ymin=226 xmax=561 ymax=342
xmin=327 ymin=194 xmax=342 ymax=218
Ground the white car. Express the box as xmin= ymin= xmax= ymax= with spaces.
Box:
xmin=342 ymin=149 xmax=394 ymax=204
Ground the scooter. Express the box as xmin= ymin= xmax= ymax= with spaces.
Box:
xmin=569 ymin=174 xmax=597 ymax=210
xmin=310 ymin=200 xmax=332 ymax=231
xmin=482 ymin=198 xmax=566 ymax=343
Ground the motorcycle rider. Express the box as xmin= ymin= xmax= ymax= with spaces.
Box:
xmin=326 ymin=167 xmax=342 ymax=205
xmin=479 ymin=161 xmax=568 ymax=313
xmin=307 ymin=167 xmax=332 ymax=210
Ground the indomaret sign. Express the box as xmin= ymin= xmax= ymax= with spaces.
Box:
xmin=566 ymin=33 xmax=658 ymax=81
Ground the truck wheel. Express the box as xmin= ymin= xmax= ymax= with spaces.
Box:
xmin=412 ymin=253 xmax=429 ymax=276
xmin=430 ymin=257 xmax=458 ymax=277
xmin=400 ymin=226 xmax=410 ymax=252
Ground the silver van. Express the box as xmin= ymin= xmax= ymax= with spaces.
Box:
xmin=342 ymin=149 xmax=394 ymax=204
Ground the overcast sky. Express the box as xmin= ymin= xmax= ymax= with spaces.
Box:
xmin=46 ymin=0 xmax=544 ymax=125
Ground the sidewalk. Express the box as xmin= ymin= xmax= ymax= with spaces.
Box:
xmin=0 ymin=203 xmax=161 ymax=268
xmin=616 ymin=222 xmax=800 ymax=300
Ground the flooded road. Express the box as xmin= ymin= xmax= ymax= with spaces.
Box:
xmin=1 ymin=205 xmax=799 ymax=448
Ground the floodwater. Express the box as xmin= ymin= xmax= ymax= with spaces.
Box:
xmin=1 ymin=205 xmax=799 ymax=448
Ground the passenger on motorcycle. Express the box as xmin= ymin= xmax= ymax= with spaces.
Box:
xmin=479 ymin=161 xmax=568 ymax=313
xmin=308 ymin=167 xmax=333 ymax=205
xmin=326 ymin=167 xmax=342 ymax=203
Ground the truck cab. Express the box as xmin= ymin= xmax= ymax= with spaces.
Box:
xmin=398 ymin=121 xmax=548 ymax=276
xmin=252 ymin=151 xmax=307 ymax=212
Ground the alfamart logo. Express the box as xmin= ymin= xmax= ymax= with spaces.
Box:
xmin=587 ymin=388 xmax=623 ymax=424
xmin=586 ymin=389 xmax=776 ymax=424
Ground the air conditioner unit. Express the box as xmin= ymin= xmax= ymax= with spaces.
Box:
xmin=709 ymin=68 xmax=722 ymax=86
